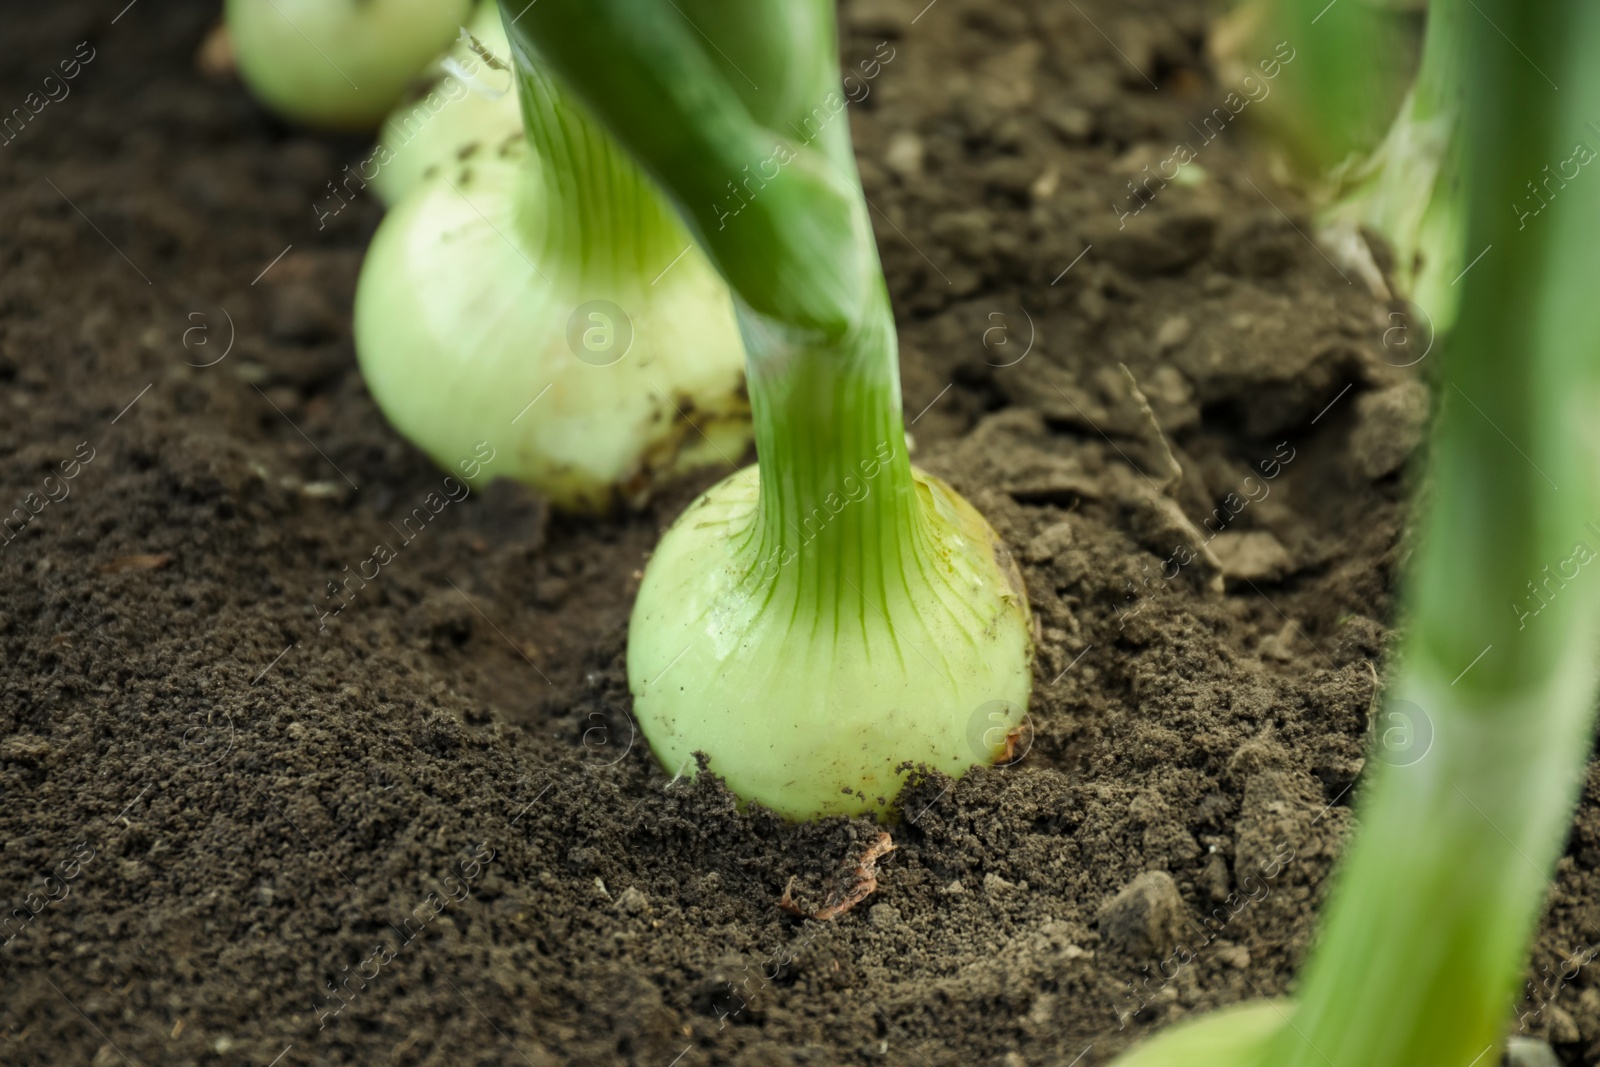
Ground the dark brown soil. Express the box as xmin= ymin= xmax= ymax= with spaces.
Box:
xmin=3 ymin=1 xmax=1595 ymax=1065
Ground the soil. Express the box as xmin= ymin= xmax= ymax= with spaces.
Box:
xmin=3 ymin=1 xmax=1595 ymax=1066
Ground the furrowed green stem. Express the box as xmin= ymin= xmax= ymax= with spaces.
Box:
xmin=1409 ymin=0 xmax=1463 ymax=128
xmin=658 ymin=0 xmax=841 ymax=147
xmin=509 ymin=61 xmax=685 ymax=285
xmin=507 ymin=0 xmax=914 ymax=545
xmin=741 ymin=292 xmax=919 ymax=596
xmin=1310 ymin=0 xmax=1467 ymax=330
xmin=1384 ymin=0 xmax=1465 ymax=323
xmin=1271 ymin=0 xmax=1411 ymax=172
xmin=504 ymin=0 xmax=872 ymax=338
xmin=1270 ymin=1 xmax=1600 ymax=1064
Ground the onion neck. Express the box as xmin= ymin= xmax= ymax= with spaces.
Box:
xmin=512 ymin=62 xmax=686 ymax=288
xmin=740 ymin=289 xmax=920 ymax=598
xmin=500 ymin=0 xmax=933 ymax=601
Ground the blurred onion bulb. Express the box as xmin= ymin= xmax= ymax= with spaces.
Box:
xmin=354 ymin=52 xmax=748 ymax=512
xmin=224 ymin=0 xmax=472 ymax=130
xmin=369 ymin=1 xmax=524 ymax=206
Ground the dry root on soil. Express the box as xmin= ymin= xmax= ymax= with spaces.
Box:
xmin=778 ymin=831 xmax=896 ymax=922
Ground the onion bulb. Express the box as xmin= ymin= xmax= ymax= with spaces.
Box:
xmin=353 ymin=62 xmax=748 ymax=512
xmin=629 ymin=445 xmax=1034 ymax=820
xmin=370 ymin=0 xmax=523 ymax=206
xmin=224 ymin=0 xmax=473 ymax=130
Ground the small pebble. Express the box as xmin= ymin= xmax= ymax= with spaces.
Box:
xmin=884 ymin=132 xmax=923 ymax=179
xmin=983 ymin=872 xmax=1018 ymax=895
xmin=1210 ymin=531 xmax=1294 ymax=583
xmin=1155 ymin=315 xmax=1191 ymax=352
xmin=1097 ymin=870 xmax=1186 ymax=960
xmin=1507 ymin=1037 xmax=1560 ymax=1067
xmin=1546 ymin=1005 xmax=1579 ymax=1044
xmin=1349 ymin=381 xmax=1430 ymax=480
xmin=615 ymin=886 xmax=650 ymax=915
xmin=1044 ymin=104 xmax=1094 ymax=142
xmin=1214 ymin=944 xmax=1251 ymax=969
xmin=1023 ymin=521 xmax=1074 ymax=564
xmin=1030 ymin=168 xmax=1060 ymax=202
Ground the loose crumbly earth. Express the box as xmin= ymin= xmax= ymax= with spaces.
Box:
xmin=3 ymin=2 xmax=1596 ymax=1066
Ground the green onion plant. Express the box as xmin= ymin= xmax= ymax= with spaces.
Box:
xmin=505 ymin=0 xmax=1034 ymax=819
xmin=1113 ymin=1 xmax=1600 ymax=1064
xmin=225 ymin=0 xmax=472 ymax=129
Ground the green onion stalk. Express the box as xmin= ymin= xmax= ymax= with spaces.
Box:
xmin=225 ymin=0 xmax=473 ymax=129
xmin=504 ymin=0 xmax=1033 ymax=820
xmin=1212 ymin=0 xmax=1411 ymax=177
xmin=1113 ymin=2 xmax=1600 ymax=1064
xmin=1214 ymin=0 xmax=1463 ymax=329
xmin=352 ymin=5 xmax=749 ymax=512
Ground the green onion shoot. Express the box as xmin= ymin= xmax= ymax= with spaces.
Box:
xmin=506 ymin=0 xmax=1034 ymax=820
xmin=225 ymin=0 xmax=472 ymax=130
xmin=1113 ymin=1 xmax=1600 ymax=1063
